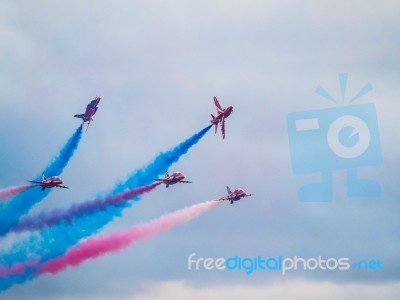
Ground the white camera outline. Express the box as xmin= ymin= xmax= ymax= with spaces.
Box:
xmin=327 ymin=115 xmax=371 ymax=159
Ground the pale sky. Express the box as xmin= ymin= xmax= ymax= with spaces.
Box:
xmin=1 ymin=1 xmax=399 ymax=299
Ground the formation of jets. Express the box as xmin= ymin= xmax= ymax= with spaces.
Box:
xmin=26 ymin=96 xmax=253 ymax=204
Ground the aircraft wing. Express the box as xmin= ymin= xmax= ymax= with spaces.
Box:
xmin=88 ymin=98 xmax=100 ymax=109
xmin=152 ymin=179 xmax=168 ymax=183
xmin=88 ymin=99 xmax=96 ymax=107
xmin=56 ymin=185 xmax=69 ymax=189
xmin=214 ymin=97 xmax=223 ymax=110
xmin=93 ymin=97 xmax=101 ymax=105
xmin=221 ymin=116 xmax=226 ymax=139
xmin=28 ymin=180 xmax=41 ymax=184
xmin=84 ymin=103 xmax=92 ymax=115
xmin=92 ymin=106 xmax=98 ymax=116
xmin=179 ymin=180 xmax=192 ymax=184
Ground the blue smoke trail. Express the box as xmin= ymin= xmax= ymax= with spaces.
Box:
xmin=0 ymin=125 xmax=211 ymax=292
xmin=113 ymin=125 xmax=212 ymax=194
xmin=0 ymin=125 xmax=83 ymax=236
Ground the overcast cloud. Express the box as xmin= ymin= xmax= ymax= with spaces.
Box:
xmin=1 ymin=1 xmax=399 ymax=299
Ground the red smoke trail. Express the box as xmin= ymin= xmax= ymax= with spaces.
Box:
xmin=39 ymin=200 xmax=221 ymax=274
xmin=0 ymin=185 xmax=33 ymax=200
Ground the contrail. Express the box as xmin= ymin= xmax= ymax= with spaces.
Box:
xmin=12 ymin=183 xmax=161 ymax=233
xmin=0 ymin=125 xmax=83 ymax=236
xmin=0 ymin=185 xmax=33 ymax=200
xmin=0 ymin=200 xmax=221 ymax=277
xmin=0 ymin=125 xmax=211 ymax=291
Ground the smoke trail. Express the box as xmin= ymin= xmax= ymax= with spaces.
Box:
xmin=42 ymin=124 xmax=83 ymax=177
xmin=113 ymin=125 xmax=213 ymax=193
xmin=0 ymin=185 xmax=33 ymax=200
xmin=0 ymin=125 xmax=211 ymax=291
xmin=0 ymin=261 xmax=37 ymax=277
xmin=41 ymin=200 xmax=220 ymax=274
xmin=0 ymin=200 xmax=220 ymax=277
xmin=0 ymin=125 xmax=83 ymax=236
xmin=12 ymin=183 xmax=161 ymax=233
xmin=0 ymin=265 xmax=23 ymax=277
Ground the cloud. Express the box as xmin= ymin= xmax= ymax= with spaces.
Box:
xmin=131 ymin=279 xmax=400 ymax=300
xmin=1 ymin=0 xmax=399 ymax=298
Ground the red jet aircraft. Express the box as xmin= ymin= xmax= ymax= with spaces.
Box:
xmin=217 ymin=186 xmax=254 ymax=204
xmin=74 ymin=96 xmax=101 ymax=131
xmin=210 ymin=97 xmax=233 ymax=139
xmin=152 ymin=172 xmax=192 ymax=188
xmin=29 ymin=174 xmax=69 ymax=191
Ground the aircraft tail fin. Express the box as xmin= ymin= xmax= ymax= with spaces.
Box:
xmin=226 ymin=186 xmax=232 ymax=194
xmin=211 ymin=114 xmax=218 ymax=133
xmin=42 ymin=173 xmax=46 ymax=181
xmin=74 ymin=114 xmax=84 ymax=119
